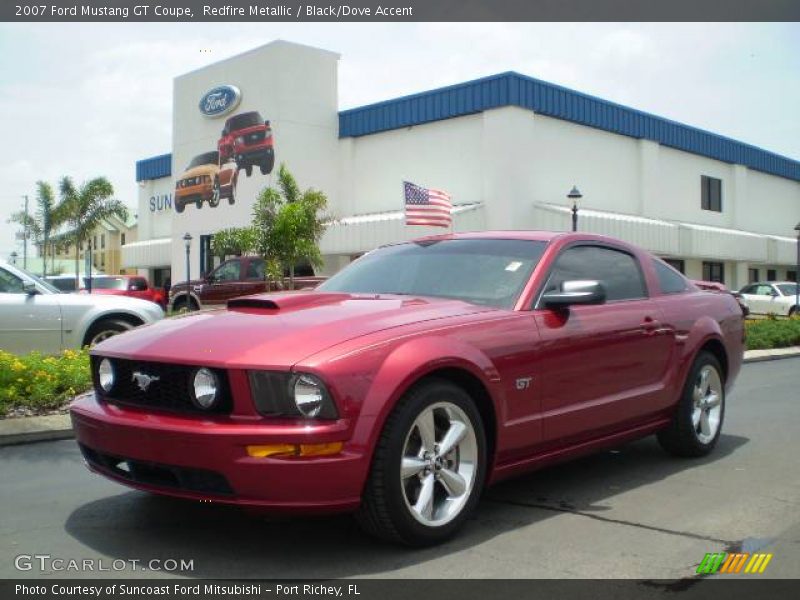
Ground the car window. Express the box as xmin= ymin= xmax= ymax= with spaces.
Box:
xmin=755 ymin=285 xmax=774 ymax=296
xmin=188 ymin=151 xmax=219 ymax=169
xmin=129 ymin=278 xmax=148 ymax=291
xmin=319 ymin=239 xmax=547 ymax=309
xmin=212 ymin=260 xmax=241 ymax=282
xmin=246 ymin=259 xmax=265 ymax=280
xmin=776 ymin=283 xmax=799 ymax=297
xmin=0 ymin=267 xmax=25 ymax=294
xmin=653 ymin=259 xmax=688 ymax=295
xmin=543 ymin=245 xmax=647 ymax=302
xmin=88 ymin=277 xmax=127 ymax=290
xmin=740 ymin=285 xmax=757 ymax=295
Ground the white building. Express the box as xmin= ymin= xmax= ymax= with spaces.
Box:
xmin=124 ymin=40 xmax=800 ymax=290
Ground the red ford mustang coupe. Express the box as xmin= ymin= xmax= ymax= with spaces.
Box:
xmin=71 ymin=231 xmax=744 ymax=545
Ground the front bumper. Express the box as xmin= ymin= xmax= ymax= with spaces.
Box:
xmin=235 ymin=145 xmax=273 ymax=164
xmin=70 ymin=394 xmax=366 ymax=513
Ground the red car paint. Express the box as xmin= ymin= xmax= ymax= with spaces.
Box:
xmin=71 ymin=231 xmax=744 ymax=514
xmin=217 ymin=111 xmax=275 ymax=176
xmin=80 ymin=275 xmax=166 ymax=309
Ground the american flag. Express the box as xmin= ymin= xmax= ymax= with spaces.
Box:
xmin=403 ymin=181 xmax=453 ymax=228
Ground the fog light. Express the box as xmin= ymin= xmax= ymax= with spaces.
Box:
xmin=98 ymin=358 xmax=114 ymax=392
xmin=192 ymin=368 xmax=218 ymax=409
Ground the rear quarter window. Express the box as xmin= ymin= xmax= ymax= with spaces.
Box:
xmin=654 ymin=259 xmax=688 ymax=294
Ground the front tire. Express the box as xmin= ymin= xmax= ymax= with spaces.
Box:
xmin=83 ymin=319 xmax=133 ymax=347
xmin=356 ymin=379 xmax=486 ymax=546
xmin=657 ymin=351 xmax=725 ymax=457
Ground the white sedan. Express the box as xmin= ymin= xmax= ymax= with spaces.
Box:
xmin=0 ymin=261 xmax=164 ymax=354
xmin=738 ymin=281 xmax=800 ymax=317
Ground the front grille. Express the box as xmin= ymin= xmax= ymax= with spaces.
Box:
xmin=92 ymin=356 xmax=232 ymax=414
xmin=80 ymin=444 xmax=234 ymax=496
xmin=245 ymin=131 xmax=265 ymax=144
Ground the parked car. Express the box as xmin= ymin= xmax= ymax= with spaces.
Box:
xmin=71 ymin=232 xmax=744 ymax=546
xmin=80 ymin=275 xmax=166 ymax=309
xmin=0 ymin=261 xmax=164 ymax=354
xmin=217 ymin=111 xmax=275 ymax=177
xmin=169 ymin=256 xmax=323 ymax=311
xmin=44 ymin=274 xmax=80 ymax=293
xmin=174 ymin=151 xmax=237 ymax=213
xmin=738 ymin=281 xmax=799 ymax=317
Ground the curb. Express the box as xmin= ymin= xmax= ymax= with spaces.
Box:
xmin=1 ymin=349 xmax=799 ymax=448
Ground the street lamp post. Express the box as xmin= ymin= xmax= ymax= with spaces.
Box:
xmin=567 ymin=186 xmax=583 ymax=232
xmin=794 ymin=222 xmax=800 ymax=314
xmin=183 ymin=233 xmax=193 ymax=291
xmin=10 ymin=251 xmax=17 ymax=265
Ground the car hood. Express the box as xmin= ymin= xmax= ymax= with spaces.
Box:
xmin=178 ymin=164 xmax=218 ymax=179
xmin=93 ymin=291 xmax=498 ymax=368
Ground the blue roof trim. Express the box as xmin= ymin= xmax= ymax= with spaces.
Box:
xmin=338 ymin=72 xmax=800 ymax=183
xmin=136 ymin=153 xmax=172 ymax=182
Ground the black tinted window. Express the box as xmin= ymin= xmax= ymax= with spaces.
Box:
xmin=654 ymin=260 xmax=688 ymax=294
xmin=227 ymin=112 xmax=262 ymax=130
xmin=188 ymin=151 xmax=219 ymax=168
xmin=544 ymin=245 xmax=647 ymax=302
xmin=246 ymin=259 xmax=265 ymax=280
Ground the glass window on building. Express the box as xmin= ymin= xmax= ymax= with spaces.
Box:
xmin=748 ymin=268 xmax=760 ymax=283
xmin=787 ymin=271 xmax=797 ymax=282
xmin=101 ymin=234 xmax=105 ymax=249
xmin=703 ymin=261 xmax=725 ymax=284
xmin=701 ymin=176 xmax=722 ymax=212
xmin=767 ymin=269 xmax=777 ymax=281
xmin=121 ymin=233 xmax=126 ymax=246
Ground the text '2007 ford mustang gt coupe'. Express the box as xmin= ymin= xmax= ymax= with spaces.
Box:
xmin=71 ymin=231 xmax=744 ymax=545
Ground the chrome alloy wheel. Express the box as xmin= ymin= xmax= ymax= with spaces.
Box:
xmin=400 ymin=402 xmax=478 ymax=527
xmin=692 ymin=365 xmax=723 ymax=444
xmin=90 ymin=330 xmax=121 ymax=346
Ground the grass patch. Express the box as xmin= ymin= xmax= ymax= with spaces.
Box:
xmin=745 ymin=316 xmax=800 ymax=351
xmin=0 ymin=348 xmax=92 ymax=417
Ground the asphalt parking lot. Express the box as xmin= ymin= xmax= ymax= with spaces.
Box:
xmin=1 ymin=359 xmax=798 ymax=580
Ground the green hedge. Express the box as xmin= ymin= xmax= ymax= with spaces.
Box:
xmin=745 ymin=317 xmax=800 ymax=351
xmin=0 ymin=348 xmax=92 ymax=417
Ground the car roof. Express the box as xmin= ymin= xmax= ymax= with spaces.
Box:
xmin=407 ymin=230 xmax=643 ymax=246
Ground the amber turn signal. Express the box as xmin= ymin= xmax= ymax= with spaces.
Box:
xmin=246 ymin=442 xmax=343 ymax=458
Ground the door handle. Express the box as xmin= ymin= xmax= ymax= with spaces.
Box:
xmin=640 ymin=316 xmax=661 ymax=335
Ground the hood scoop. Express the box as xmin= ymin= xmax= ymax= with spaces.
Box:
xmin=227 ymin=292 xmax=352 ymax=312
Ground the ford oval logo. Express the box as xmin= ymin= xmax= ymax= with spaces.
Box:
xmin=198 ymin=85 xmax=241 ymax=118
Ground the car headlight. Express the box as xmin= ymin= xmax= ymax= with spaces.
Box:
xmin=98 ymin=358 xmax=114 ymax=392
xmin=192 ymin=368 xmax=218 ymax=410
xmin=248 ymin=371 xmax=338 ymax=419
xmin=235 ymin=136 xmax=245 ymax=145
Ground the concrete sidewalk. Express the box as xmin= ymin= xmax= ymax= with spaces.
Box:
xmin=1 ymin=347 xmax=798 ymax=447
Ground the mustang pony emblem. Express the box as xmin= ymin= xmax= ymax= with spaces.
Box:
xmin=132 ymin=371 xmax=160 ymax=392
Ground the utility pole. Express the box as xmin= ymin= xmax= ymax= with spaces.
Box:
xmin=22 ymin=195 xmax=29 ymax=270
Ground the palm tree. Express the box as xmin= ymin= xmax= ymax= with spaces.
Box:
xmin=8 ymin=181 xmax=64 ymax=278
xmin=59 ymin=177 xmax=128 ymax=289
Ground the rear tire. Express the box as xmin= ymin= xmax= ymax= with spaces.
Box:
xmin=657 ymin=351 xmax=725 ymax=457
xmin=83 ymin=319 xmax=133 ymax=348
xmin=356 ymin=379 xmax=486 ymax=546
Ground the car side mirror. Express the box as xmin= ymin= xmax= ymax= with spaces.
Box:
xmin=22 ymin=281 xmax=38 ymax=296
xmin=542 ymin=280 xmax=606 ymax=308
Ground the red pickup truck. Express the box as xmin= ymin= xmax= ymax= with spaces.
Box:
xmin=169 ymin=256 xmax=323 ymax=311
xmin=217 ymin=111 xmax=275 ymax=177
xmin=81 ymin=275 xmax=166 ymax=309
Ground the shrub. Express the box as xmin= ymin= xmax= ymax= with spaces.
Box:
xmin=745 ymin=317 xmax=800 ymax=350
xmin=0 ymin=348 xmax=92 ymax=417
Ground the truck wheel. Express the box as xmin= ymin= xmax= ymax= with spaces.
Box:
xmin=244 ymin=164 xmax=253 ymax=177
xmin=261 ymin=151 xmax=275 ymax=175
xmin=657 ymin=351 xmax=725 ymax=458
xmin=172 ymin=296 xmax=198 ymax=313
xmin=83 ymin=319 xmax=133 ymax=348
xmin=209 ymin=178 xmax=221 ymax=207
xmin=228 ymin=175 xmax=237 ymax=204
xmin=175 ymin=200 xmax=184 ymax=214
xmin=356 ymin=379 xmax=486 ymax=546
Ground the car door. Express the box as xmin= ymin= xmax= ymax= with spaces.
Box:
xmin=238 ymin=258 xmax=268 ymax=296
xmin=204 ymin=259 xmax=243 ymax=304
xmin=532 ymin=244 xmax=673 ymax=446
xmin=738 ymin=284 xmax=761 ymax=315
xmin=0 ymin=267 xmax=63 ymax=354
xmin=750 ymin=284 xmax=776 ymax=315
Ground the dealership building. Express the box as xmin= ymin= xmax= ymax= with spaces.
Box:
xmin=124 ymin=40 xmax=800 ymax=289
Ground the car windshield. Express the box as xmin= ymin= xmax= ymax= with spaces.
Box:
xmin=318 ymin=238 xmax=547 ymax=309
xmin=85 ymin=277 xmax=127 ymax=290
xmin=777 ymin=283 xmax=799 ymax=296
xmin=187 ymin=151 xmax=219 ymax=168
xmin=12 ymin=266 xmax=61 ymax=294
xmin=228 ymin=112 xmax=262 ymax=130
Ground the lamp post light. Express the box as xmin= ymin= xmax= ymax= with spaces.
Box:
xmin=794 ymin=222 xmax=800 ymax=314
xmin=10 ymin=251 xmax=17 ymax=265
xmin=567 ymin=186 xmax=583 ymax=232
xmin=183 ymin=232 xmax=193 ymax=291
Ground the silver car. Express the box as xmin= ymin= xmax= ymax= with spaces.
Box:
xmin=0 ymin=261 xmax=164 ymax=354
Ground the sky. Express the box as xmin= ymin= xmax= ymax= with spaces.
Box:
xmin=0 ymin=22 xmax=798 ymax=260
